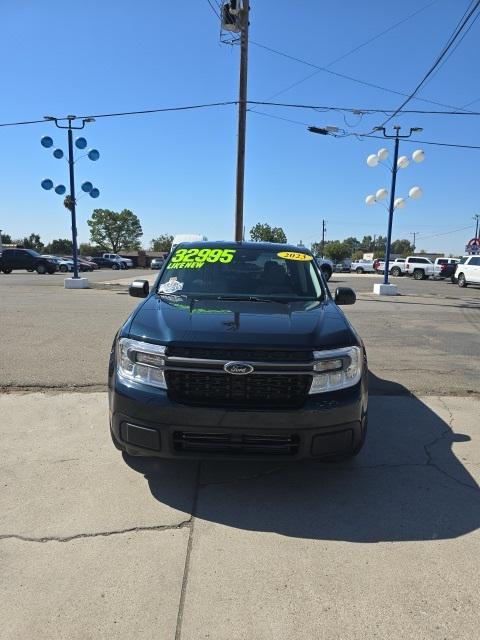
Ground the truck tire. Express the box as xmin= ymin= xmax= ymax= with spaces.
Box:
xmin=112 ymin=263 xmax=120 ymax=270
xmin=36 ymin=264 xmax=47 ymax=274
xmin=391 ymin=266 xmax=401 ymax=277
xmin=413 ymin=269 xmax=424 ymax=280
xmin=356 ymin=267 xmax=364 ymax=274
xmin=457 ymin=273 xmax=467 ymax=287
xmin=2 ymin=267 xmax=12 ymax=274
xmin=60 ymin=264 xmax=68 ymax=273
xmin=321 ymin=265 xmax=332 ymax=281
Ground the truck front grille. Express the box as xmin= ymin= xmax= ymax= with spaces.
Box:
xmin=173 ymin=431 xmax=300 ymax=455
xmin=165 ymin=370 xmax=311 ymax=408
xmin=167 ymin=346 xmax=312 ymax=363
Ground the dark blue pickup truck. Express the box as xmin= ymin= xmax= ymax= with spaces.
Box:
xmin=108 ymin=242 xmax=368 ymax=461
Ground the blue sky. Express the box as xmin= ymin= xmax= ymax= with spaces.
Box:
xmin=1 ymin=0 xmax=479 ymax=255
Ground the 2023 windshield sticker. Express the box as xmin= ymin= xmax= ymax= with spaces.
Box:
xmin=277 ymin=251 xmax=313 ymax=261
xmin=167 ymin=248 xmax=236 ymax=269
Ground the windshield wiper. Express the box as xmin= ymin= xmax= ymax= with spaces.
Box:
xmin=215 ymin=295 xmax=292 ymax=304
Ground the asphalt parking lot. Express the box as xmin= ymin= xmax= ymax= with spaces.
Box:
xmin=1 ymin=270 xmax=479 ymax=639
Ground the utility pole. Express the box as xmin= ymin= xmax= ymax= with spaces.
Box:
xmin=234 ymin=0 xmax=249 ymax=242
xmin=474 ymin=214 xmax=480 ymax=238
xmin=321 ymin=219 xmax=326 ymax=256
xmin=411 ymin=231 xmax=419 ymax=253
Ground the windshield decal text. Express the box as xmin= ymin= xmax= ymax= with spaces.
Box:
xmin=167 ymin=248 xmax=236 ymax=269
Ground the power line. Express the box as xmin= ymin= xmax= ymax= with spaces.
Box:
xmin=415 ymin=225 xmax=473 ymax=240
xmin=249 ymin=40 xmax=474 ymax=113
xmin=204 ymin=0 xmax=221 ymax=19
xmin=378 ymin=0 xmax=480 ymax=127
xmin=347 ymin=132 xmax=480 ymax=150
xmin=259 ymin=0 xmax=443 ymax=104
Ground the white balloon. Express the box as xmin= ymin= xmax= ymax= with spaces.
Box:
xmin=397 ymin=156 xmax=410 ymax=169
xmin=376 ymin=188 xmax=388 ymax=201
xmin=412 ymin=149 xmax=425 ymax=163
xmin=394 ymin=197 xmax=406 ymax=209
xmin=409 ymin=186 xmax=423 ymax=199
xmin=377 ymin=148 xmax=389 ymax=161
xmin=365 ymin=195 xmax=376 ymax=205
xmin=367 ymin=154 xmax=379 ymax=167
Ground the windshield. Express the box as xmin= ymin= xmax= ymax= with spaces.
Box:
xmin=157 ymin=246 xmax=325 ymax=301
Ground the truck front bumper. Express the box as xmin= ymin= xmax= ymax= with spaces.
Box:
xmin=109 ymin=374 xmax=368 ymax=461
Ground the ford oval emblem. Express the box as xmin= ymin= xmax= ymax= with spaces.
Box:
xmin=224 ymin=361 xmax=254 ymax=375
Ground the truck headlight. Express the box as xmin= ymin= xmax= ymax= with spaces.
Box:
xmin=117 ymin=338 xmax=167 ymax=389
xmin=309 ymin=346 xmax=362 ymax=394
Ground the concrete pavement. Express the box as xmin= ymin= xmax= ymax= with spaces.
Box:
xmin=1 ymin=392 xmax=479 ymax=639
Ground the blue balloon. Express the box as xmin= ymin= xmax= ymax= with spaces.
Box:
xmin=53 ymin=148 xmax=64 ymax=159
xmin=88 ymin=149 xmax=100 ymax=161
xmin=41 ymin=136 xmax=53 ymax=148
xmin=81 ymin=181 xmax=93 ymax=193
xmin=55 ymin=184 xmax=66 ymax=195
xmin=41 ymin=178 xmax=53 ymax=190
xmin=75 ymin=137 xmax=87 ymax=150
xmin=90 ymin=188 xmax=100 ymax=198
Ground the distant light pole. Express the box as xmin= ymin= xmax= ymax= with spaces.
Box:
xmin=40 ymin=115 xmax=100 ymax=285
xmin=474 ymin=214 xmax=480 ymax=239
xmin=365 ymin=126 xmax=425 ymax=295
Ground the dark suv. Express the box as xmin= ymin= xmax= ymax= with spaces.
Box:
xmin=109 ymin=242 xmax=368 ymax=461
xmin=0 ymin=248 xmax=57 ymax=274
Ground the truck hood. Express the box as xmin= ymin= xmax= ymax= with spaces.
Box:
xmin=126 ymin=296 xmax=358 ymax=350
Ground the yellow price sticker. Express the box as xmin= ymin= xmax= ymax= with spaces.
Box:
xmin=277 ymin=251 xmax=313 ymax=261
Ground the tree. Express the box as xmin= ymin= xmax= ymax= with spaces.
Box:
xmin=324 ymin=241 xmax=351 ymax=263
xmin=250 ymin=223 xmax=287 ymax=243
xmin=79 ymin=243 xmax=102 ymax=256
xmin=22 ymin=233 xmax=44 ymax=252
xmin=87 ymin=209 xmax=143 ymax=252
xmin=1 ymin=233 xmax=12 ymax=244
xmin=390 ymin=239 xmax=414 ymax=256
xmin=343 ymin=236 xmax=360 ymax=253
xmin=352 ymin=250 xmax=364 ymax=261
xmin=151 ymin=234 xmax=173 ymax=252
xmin=44 ymin=238 xmax=73 ymax=255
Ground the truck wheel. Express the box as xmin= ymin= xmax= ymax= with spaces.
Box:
xmin=391 ymin=267 xmax=401 ymax=277
xmin=458 ymin=273 xmax=467 ymax=287
xmin=321 ymin=266 xmax=332 ymax=282
xmin=60 ymin=264 xmax=68 ymax=273
xmin=413 ymin=269 xmax=424 ymax=280
xmin=2 ymin=267 xmax=12 ymax=274
xmin=112 ymin=263 xmax=120 ymax=270
xmin=36 ymin=264 xmax=46 ymax=274
xmin=356 ymin=267 xmax=364 ymax=274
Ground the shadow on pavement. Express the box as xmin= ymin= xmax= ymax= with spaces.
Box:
xmin=124 ymin=373 xmax=479 ymax=542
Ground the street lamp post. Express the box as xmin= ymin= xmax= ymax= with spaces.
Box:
xmin=365 ymin=126 xmax=425 ymax=295
xmin=40 ymin=115 xmax=100 ymax=287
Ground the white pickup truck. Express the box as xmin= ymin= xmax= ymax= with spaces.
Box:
xmin=350 ymin=259 xmax=376 ymax=274
xmin=374 ymin=258 xmax=406 ymax=277
xmin=102 ymin=253 xmax=133 ymax=269
xmin=404 ymin=256 xmax=460 ymax=280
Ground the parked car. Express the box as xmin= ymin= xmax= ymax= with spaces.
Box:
xmin=62 ymin=256 xmax=95 ymax=272
xmin=0 ymin=248 xmax=57 ymax=274
xmin=91 ymin=256 xmax=125 ymax=270
xmin=455 ymin=256 xmax=480 ymax=287
xmin=150 ymin=258 xmax=165 ymax=270
xmin=41 ymin=255 xmax=74 ymax=273
xmin=404 ymin=256 xmax=435 ymax=280
xmin=314 ymin=257 xmax=334 ymax=281
xmin=374 ymin=258 xmax=406 ymax=277
xmin=350 ymin=259 xmax=376 ymax=274
xmin=109 ymin=241 xmax=368 ymax=461
xmin=102 ymin=253 xmax=133 ymax=269
xmin=434 ymin=258 xmax=460 ymax=280
xmin=335 ymin=261 xmax=351 ymax=273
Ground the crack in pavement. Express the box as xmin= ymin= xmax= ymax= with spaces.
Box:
xmin=0 ymin=519 xmax=193 ymax=544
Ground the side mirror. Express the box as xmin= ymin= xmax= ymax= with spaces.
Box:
xmin=334 ymin=287 xmax=356 ymax=305
xmin=129 ymin=279 xmax=149 ymax=298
